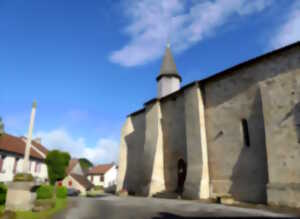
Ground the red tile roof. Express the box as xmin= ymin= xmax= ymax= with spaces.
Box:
xmin=88 ymin=163 xmax=114 ymax=175
xmin=0 ymin=133 xmax=45 ymax=160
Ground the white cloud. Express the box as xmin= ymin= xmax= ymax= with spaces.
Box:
xmin=271 ymin=1 xmax=300 ymax=49
xmin=109 ymin=0 xmax=272 ymax=67
xmin=35 ymin=128 xmax=119 ymax=164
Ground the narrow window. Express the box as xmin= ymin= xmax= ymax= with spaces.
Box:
xmin=100 ymin=174 xmax=104 ymax=182
xmin=241 ymin=119 xmax=250 ymax=147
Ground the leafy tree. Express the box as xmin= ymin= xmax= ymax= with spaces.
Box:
xmin=45 ymin=150 xmax=71 ymax=185
xmin=79 ymin=158 xmax=93 ymax=170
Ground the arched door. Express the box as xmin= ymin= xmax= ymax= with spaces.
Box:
xmin=176 ymin=158 xmax=187 ymax=194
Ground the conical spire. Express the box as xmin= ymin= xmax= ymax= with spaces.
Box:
xmin=156 ymin=45 xmax=182 ymax=81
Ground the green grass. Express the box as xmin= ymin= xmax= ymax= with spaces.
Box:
xmin=15 ymin=198 xmax=67 ymax=219
xmin=0 ymin=205 xmax=4 ymax=215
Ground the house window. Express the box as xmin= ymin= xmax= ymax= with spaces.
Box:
xmin=68 ymin=180 xmax=72 ymax=186
xmin=13 ymin=158 xmax=18 ymax=174
xmin=91 ymin=175 xmax=94 ymax=182
xmin=100 ymin=174 xmax=104 ymax=182
xmin=58 ymin=181 xmax=62 ymax=186
xmin=241 ymin=119 xmax=250 ymax=147
xmin=35 ymin=162 xmax=38 ymax=173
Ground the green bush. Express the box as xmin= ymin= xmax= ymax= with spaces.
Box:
xmin=36 ymin=185 xmax=54 ymax=200
xmin=56 ymin=186 xmax=67 ymax=199
xmin=0 ymin=183 xmax=7 ymax=204
xmin=13 ymin=173 xmax=34 ymax=182
xmin=94 ymin=185 xmax=104 ymax=191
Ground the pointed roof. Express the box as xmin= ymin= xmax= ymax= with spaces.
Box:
xmin=156 ymin=45 xmax=182 ymax=81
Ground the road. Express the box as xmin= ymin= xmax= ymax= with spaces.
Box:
xmin=52 ymin=195 xmax=297 ymax=219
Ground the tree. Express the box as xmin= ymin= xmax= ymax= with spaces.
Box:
xmin=45 ymin=150 xmax=71 ymax=185
xmin=79 ymin=158 xmax=93 ymax=171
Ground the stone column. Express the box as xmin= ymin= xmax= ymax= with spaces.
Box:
xmin=23 ymin=101 xmax=37 ymax=173
xmin=183 ymin=83 xmax=210 ymax=199
xmin=142 ymin=100 xmax=166 ymax=196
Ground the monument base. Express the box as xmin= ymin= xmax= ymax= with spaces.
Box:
xmin=5 ymin=181 xmax=36 ymax=211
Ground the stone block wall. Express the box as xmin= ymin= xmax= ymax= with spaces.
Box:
xmin=260 ymin=70 xmax=300 ymax=208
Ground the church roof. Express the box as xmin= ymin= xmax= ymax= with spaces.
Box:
xmin=156 ymin=45 xmax=182 ymax=82
xmin=127 ymin=40 xmax=300 ymax=117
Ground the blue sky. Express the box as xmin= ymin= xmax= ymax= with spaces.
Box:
xmin=0 ymin=0 xmax=299 ymax=164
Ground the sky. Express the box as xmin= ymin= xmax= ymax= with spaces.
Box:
xmin=0 ymin=0 xmax=299 ymax=165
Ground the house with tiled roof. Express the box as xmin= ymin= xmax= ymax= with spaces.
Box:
xmin=0 ymin=130 xmax=48 ymax=183
xmin=87 ymin=163 xmax=118 ymax=189
xmin=61 ymin=159 xmax=93 ymax=195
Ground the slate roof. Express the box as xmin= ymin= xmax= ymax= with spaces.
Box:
xmin=0 ymin=133 xmax=46 ymax=160
xmin=88 ymin=163 xmax=114 ymax=175
xmin=156 ymin=46 xmax=182 ymax=81
xmin=128 ymin=41 xmax=300 ymax=117
xmin=70 ymin=173 xmax=93 ymax=190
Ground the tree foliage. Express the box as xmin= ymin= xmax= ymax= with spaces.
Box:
xmin=79 ymin=158 xmax=93 ymax=170
xmin=45 ymin=150 xmax=71 ymax=185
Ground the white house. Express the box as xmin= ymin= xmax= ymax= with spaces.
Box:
xmin=0 ymin=133 xmax=48 ymax=183
xmin=87 ymin=163 xmax=118 ymax=189
xmin=60 ymin=159 xmax=93 ymax=195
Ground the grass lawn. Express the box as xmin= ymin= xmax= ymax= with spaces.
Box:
xmin=15 ymin=198 xmax=67 ymax=219
xmin=0 ymin=198 xmax=67 ymax=219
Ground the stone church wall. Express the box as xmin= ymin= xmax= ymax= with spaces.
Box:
xmin=116 ymin=111 xmax=146 ymax=195
xmin=183 ymin=84 xmax=210 ymax=200
xmin=160 ymin=92 xmax=187 ymax=192
xmin=204 ymin=45 xmax=300 ymax=204
xmin=260 ymin=68 xmax=300 ymax=208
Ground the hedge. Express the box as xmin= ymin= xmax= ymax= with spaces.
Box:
xmin=56 ymin=186 xmax=67 ymax=199
xmin=0 ymin=183 xmax=7 ymax=204
xmin=13 ymin=173 xmax=34 ymax=182
xmin=36 ymin=185 xmax=54 ymax=200
xmin=94 ymin=185 xmax=104 ymax=191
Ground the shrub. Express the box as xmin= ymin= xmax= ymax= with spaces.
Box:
xmin=13 ymin=173 xmax=34 ymax=182
xmin=56 ymin=186 xmax=67 ymax=199
xmin=94 ymin=185 xmax=104 ymax=191
xmin=0 ymin=183 xmax=7 ymax=204
xmin=36 ymin=185 xmax=54 ymax=199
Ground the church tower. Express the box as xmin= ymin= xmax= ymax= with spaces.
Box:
xmin=157 ymin=44 xmax=182 ymax=98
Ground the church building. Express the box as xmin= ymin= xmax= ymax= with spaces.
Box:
xmin=117 ymin=41 xmax=300 ymax=208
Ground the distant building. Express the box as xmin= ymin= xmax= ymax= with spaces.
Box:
xmin=61 ymin=159 xmax=93 ymax=195
xmin=87 ymin=163 xmax=118 ymax=189
xmin=0 ymin=133 xmax=48 ymax=183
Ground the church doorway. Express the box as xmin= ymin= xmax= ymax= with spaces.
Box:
xmin=176 ymin=158 xmax=187 ymax=195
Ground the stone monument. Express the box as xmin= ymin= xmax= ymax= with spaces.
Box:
xmin=5 ymin=101 xmax=37 ymax=211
